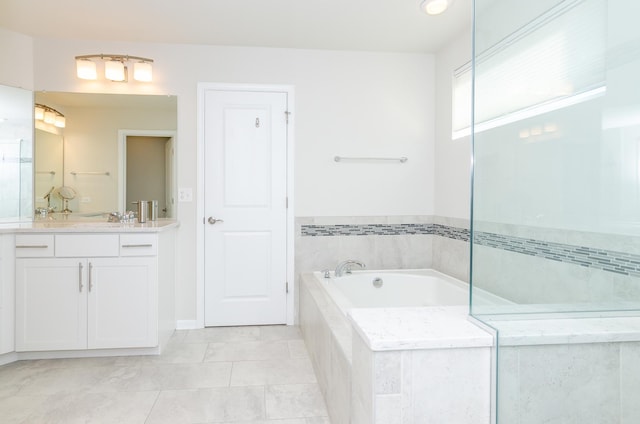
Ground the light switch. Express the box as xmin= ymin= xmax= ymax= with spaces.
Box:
xmin=178 ymin=188 xmax=193 ymax=202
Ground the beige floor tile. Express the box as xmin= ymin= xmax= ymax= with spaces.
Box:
xmin=145 ymin=386 xmax=265 ymax=424
xmin=204 ymin=340 xmax=290 ymax=362
xmin=1 ymin=326 xmax=329 ymax=423
xmin=260 ymin=325 xmax=303 ymax=341
xmin=31 ymin=391 xmax=158 ymax=424
xmin=288 ymin=340 xmax=311 ymax=358
xmin=184 ymin=326 xmax=261 ymax=344
xmin=90 ymin=362 xmax=232 ymax=392
xmin=16 ymin=365 xmax=110 ymax=396
xmin=144 ymin=342 xmax=209 ymax=364
xmin=0 ymin=394 xmax=50 ymax=423
xmin=266 ymin=384 xmax=328 ymax=420
xmin=231 ymin=358 xmax=317 ymax=386
xmin=215 ymin=419 xmax=309 ymax=424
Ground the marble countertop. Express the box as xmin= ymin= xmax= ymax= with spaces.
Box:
xmin=0 ymin=219 xmax=179 ymax=233
xmin=486 ymin=315 xmax=640 ymax=346
xmin=348 ymin=306 xmax=495 ymax=351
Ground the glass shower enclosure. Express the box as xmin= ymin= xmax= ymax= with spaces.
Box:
xmin=470 ymin=0 xmax=640 ymax=422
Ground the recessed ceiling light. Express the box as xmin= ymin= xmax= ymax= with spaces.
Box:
xmin=420 ymin=0 xmax=452 ymax=15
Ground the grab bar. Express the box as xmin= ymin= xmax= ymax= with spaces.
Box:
xmin=334 ymin=156 xmax=408 ymax=163
xmin=70 ymin=171 xmax=110 ymax=176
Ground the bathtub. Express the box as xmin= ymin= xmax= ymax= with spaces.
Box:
xmin=299 ymin=268 xmax=494 ymax=424
xmin=314 ymin=269 xmax=468 ymax=312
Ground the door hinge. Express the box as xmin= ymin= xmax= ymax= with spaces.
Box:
xmin=286 ymin=281 xmax=289 ymax=293
xmin=285 ymin=111 xmax=291 ymax=124
xmin=286 ymin=197 xmax=289 ymax=209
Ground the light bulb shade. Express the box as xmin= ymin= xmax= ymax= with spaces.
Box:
xmin=43 ymin=110 xmax=56 ymax=124
xmin=421 ymin=0 xmax=450 ymax=15
xmin=133 ymin=61 xmax=153 ymax=82
xmin=54 ymin=115 xmax=66 ymax=128
xmin=105 ymin=60 xmax=126 ymax=81
xmin=34 ymin=106 xmax=45 ymax=120
xmin=76 ymin=59 xmax=97 ymax=80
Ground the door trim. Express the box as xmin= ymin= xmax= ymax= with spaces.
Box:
xmin=196 ymin=83 xmax=295 ymax=328
xmin=117 ymin=129 xmax=178 ymax=216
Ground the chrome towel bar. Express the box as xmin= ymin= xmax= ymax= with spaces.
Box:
xmin=334 ymin=156 xmax=408 ymax=163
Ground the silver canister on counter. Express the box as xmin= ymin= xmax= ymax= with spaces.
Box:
xmin=148 ymin=200 xmax=158 ymax=221
xmin=132 ymin=201 xmax=148 ymax=223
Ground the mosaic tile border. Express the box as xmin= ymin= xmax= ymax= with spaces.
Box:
xmin=300 ymin=223 xmax=640 ymax=277
xmin=300 ymin=223 xmax=471 ymax=239
xmin=301 ymin=223 xmax=433 ymax=237
xmin=474 ymin=232 xmax=640 ymax=278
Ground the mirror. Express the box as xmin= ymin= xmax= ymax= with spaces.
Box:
xmin=0 ymin=84 xmax=33 ymax=222
xmin=34 ymin=92 xmax=177 ymax=218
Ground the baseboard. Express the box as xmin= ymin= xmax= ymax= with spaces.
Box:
xmin=176 ymin=319 xmax=202 ymax=330
xmin=0 ymin=351 xmax=18 ymax=366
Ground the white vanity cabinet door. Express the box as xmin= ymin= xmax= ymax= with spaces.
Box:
xmin=15 ymin=258 xmax=87 ymax=352
xmin=0 ymin=234 xmax=15 ymax=355
xmin=87 ymin=257 xmax=158 ymax=349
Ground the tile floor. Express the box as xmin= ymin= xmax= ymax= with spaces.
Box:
xmin=0 ymin=325 xmax=331 ymax=424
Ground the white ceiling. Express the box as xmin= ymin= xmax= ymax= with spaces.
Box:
xmin=0 ymin=0 xmax=471 ymax=53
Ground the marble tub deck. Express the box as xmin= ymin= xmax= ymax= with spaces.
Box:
xmin=0 ymin=325 xmax=330 ymax=424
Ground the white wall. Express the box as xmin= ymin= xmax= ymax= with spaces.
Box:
xmin=0 ymin=27 xmax=33 ymax=89
xmin=60 ymin=105 xmax=176 ymax=214
xmin=28 ymin=36 xmax=436 ymax=320
xmin=434 ymin=29 xmax=472 ymax=220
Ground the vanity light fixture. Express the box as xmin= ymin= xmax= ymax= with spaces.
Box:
xmin=75 ymin=54 xmax=154 ymax=82
xmin=35 ymin=103 xmax=65 ymax=128
xmin=420 ymin=0 xmax=453 ymax=15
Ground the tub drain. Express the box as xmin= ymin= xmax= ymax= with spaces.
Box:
xmin=372 ymin=277 xmax=383 ymax=288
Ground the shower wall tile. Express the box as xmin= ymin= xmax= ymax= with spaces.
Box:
xmin=432 ymin=235 xmax=470 ymax=282
xmin=294 ymin=216 xmax=435 ymax=324
xmin=621 ymin=342 xmax=640 ymax=424
xmin=498 ymin=343 xmax=621 ymax=424
xmin=374 ymin=394 xmax=402 ymax=424
xmin=351 ymin=332 xmax=373 ymax=424
xmin=472 ymin=243 xmax=640 ymax=310
xmin=374 ymin=352 xmax=401 ymax=395
xmin=409 ymin=347 xmax=491 ymax=423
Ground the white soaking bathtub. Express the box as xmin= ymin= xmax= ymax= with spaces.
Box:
xmin=300 ymin=269 xmax=495 ymax=424
xmin=313 ymin=269 xmax=469 ymax=313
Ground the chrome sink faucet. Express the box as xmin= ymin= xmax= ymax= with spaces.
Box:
xmin=335 ymin=260 xmax=366 ymax=277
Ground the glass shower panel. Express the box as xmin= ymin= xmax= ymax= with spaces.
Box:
xmin=470 ymin=1 xmax=640 ymax=423
xmin=0 ymin=84 xmax=33 ymax=221
xmin=471 ymin=0 xmax=640 ymax=317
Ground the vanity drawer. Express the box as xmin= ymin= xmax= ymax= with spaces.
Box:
xmin=120 ymin=234 xmax=158 ymax=256
xmin=55 ymin=234 xmax=120 ymax=257
xmin=15 ymin=235 xmax=55 ymax=257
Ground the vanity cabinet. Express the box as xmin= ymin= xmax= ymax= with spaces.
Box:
xmin=0 ymin=234 xmax=15 ymax=355
xmin=15 ymin=233 xmax=159 ymax=352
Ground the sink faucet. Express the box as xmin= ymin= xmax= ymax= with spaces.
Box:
xmin=335 ymin=260 xmax=366 ymax=277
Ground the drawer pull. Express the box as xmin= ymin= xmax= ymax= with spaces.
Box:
xmin=16 ymin=245 xmax=49 ymax=249
xmin=122 ymin=244 xmax=153 ymax=248
xmin=79 ymin=262 xmax=84 ymax=292
xmin=88 ymin=262 xmax=93 ymax=292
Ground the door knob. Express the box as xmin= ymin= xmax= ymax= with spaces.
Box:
xmin=208 ymin=217 xmax=224 ymax=225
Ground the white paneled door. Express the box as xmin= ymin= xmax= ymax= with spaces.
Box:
xmin=204 ymin=89 xmax=289 ymax=326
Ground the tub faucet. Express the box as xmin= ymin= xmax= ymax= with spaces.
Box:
xmin=335 ymin=260 xmax=366 ymax=277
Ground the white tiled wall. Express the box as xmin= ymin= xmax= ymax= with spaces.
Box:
xmin=350 ymin=332 xmax=492 ymax=424
xmin=498 ymin=341 xmax=640 ymax=424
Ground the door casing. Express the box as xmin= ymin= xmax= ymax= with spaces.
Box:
xmin=194 ymin=83 xmax=295 ymax=328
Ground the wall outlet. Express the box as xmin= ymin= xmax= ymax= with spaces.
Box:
xmin=80 ymin=197 xmax=91 ymax=203
xmin=178 ymin=188 xmax=193 ymax=202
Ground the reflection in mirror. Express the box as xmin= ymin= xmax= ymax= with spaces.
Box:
xmin=0 ymin=84 xmax=33 ymax=222
xmin=35 ymin=129 xmax=64 ymax=213
xmin=34 ymin=92 xmax=177 ymax=218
